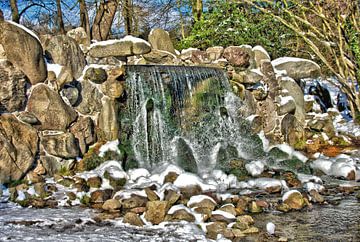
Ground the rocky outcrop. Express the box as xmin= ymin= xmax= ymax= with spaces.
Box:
xmin=67 ymin=27 xmax=89 ymax=46
xmin=223 ymin=46 xmax=252 ymax=68
xmin=0 ymin=60 xmax=28 ymax=112
xmin=70 ymin=116 xmax=96 ymax=155
xmin=0 ymin=21 xmax=47 ymax=84
xmin=148 ymin=28 xmax=176 ymax=54
xmin=27 ymin=84 xmax=77 ymax=130
xmin=44 ymin=35 xmax=86 ymax=80
xmin=98 ymin=96 xmax=120 ymax=140
xmin=75 ymin=79 xmax=103 ymax=115
xmin=88 ymin=36 xmax=151 ymax=58
xmin=0 ymin=114 xmax=38 ymax=183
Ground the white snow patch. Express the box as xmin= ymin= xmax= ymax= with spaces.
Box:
xmin=90 ymin=35 xmax=150 ymax=48
xmin=266 ymin=222 xmax=276 ymax=235
xmin=279 ymin=95 xmax=295 ymax=106
xmin=212 ymin=210 xmax=236 ymax=219
xmin=297 ymin=174 xmax=322 ymax=184
xmin=46 ymin=63 xmax=63 ymax=77
xmin=128 ymin=168 xmax=150 ymax=181
xmin=95 ymin=160 xmax=128 ymax=180
xmin=272 ymin=57 xmax=320 ymax=69
xmin=304 ymin=182 xmax=325 ymax=192
xmin=187 ymin=195 xmax=216 ymax=207
xmin=99 ymin=140 xmax=121 ymax=157
xmin=173 ymin=173 xmax=217 ymax=191
xmin=113 ymin=189 xmax=147 ymax=200
xmin=245 ymin=160 xmax=266 ymax=176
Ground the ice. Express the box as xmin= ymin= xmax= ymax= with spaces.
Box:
xmin=187 ymin=195 xmax=216 ymax=207
xmin=282 ymin=190 xmax=301 ymax=202
xmin=245 ymin=160 xmax=266 ymax=176
xmin=173 ymin=173 xmax=217 ymax=191
xmin=266 ymin=222 xmax=275 ymax=235
xmin=7 ymin=21 xmax=40 ymax=42
xmin=99 ymin=140 xmax=121 ymax=157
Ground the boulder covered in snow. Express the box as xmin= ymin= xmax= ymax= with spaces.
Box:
xmin=0 ymin=21 xmax=47 ymax=84
xmin=88 ymin=36 xmax=151 ymax=58
xmin=272 ymin=57 xmax=320 ymax=80
xmin=282 ymin=190 xmax=305 ymax=210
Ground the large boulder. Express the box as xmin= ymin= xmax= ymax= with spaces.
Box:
xmin=148 ymin=28 xmax=176 ymax=55
xmin=0 ymin=21 xmax=47 ymax=84
xmin=44 ymin=35 xmax=86 ymax=80
xmin=27 ymin=84 xmax=78 ymax=130
xmin=66 ymin=27 xmax=89 ymax=46
xmin=41 ymin=132 xmax=80 ymax=159
xmin=252 ymin=45 xmax=271 ymax=68
xmin=144 ymin=201 xmax=169 ymax=225
xmin=272 ymin=57 xmax=321 ymax=80
xmin=0 ymin=60 xmax=28 ymax=112
xmin=0 ymin=114 xmax=38 ymax=184
xmin=223 ymin=46 xmax=253 ymax=68
xmin=88 ymin=36 xmax=151 ymax=58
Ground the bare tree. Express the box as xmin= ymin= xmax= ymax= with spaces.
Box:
xmin=10 ymin=0 xmax=20 ymax=23
xmin=56 ymin=0 xmax=65 ymax=34
xmin=92 ymin=0 xmax=118 ymax=40
xmin=79 ymin=0 xmax=91 ymax=40
xmin=123 ymin=0 xmax=133 ymax=35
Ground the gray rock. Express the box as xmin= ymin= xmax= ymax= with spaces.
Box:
xmin=17 ymin=112 xmax=39 ymax=124
xmin=223 ymin=45 xmax=253 ymax=68
xmin=277 ymin=95 xmax=296 ymax=116
xmin=0 ymin=60 xmax=28 ymax=112
xmin=27 ymin=84 xmax=78 ymax=130
xmin=272 ymin=57 xmax=321 ymax=80
xmin=88 ymin=37 xmax=151 ymax=58
xmin=67 ymin=27 xmax=89 ymax=46
xmin=252 ymin=45 xmax=271 ymax=68
xmin=41 ymin=132 xmax=80 ymax=159
xmin=76 ymin=79 xmax=103 ymax=115
xmin=0 ymin=21 xmax=47 ymax=85
xmin=0 ymin=114 xmax=38 ymax=184
xmin=44 ymin=35 xmax=86 ymax=80
xmin=148 ymin=28 xmax=176 ymax=54
xmin=61 ymin=85 xmax=79 ymax=106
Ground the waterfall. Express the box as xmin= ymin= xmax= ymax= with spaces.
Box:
xmin=122 ymin=65 xmax=263 ymax=174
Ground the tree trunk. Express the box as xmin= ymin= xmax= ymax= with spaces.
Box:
xmin=123 ymin=0 xmax=133 ymax=35
xmin=0 ymin=9 xmax=4 ymax=21
xmin=10 ymin=0 xmax=20 ymax=23
xmin=79 ymin=0 xmax=91 ymax=42
xmin=56 ymin=0 xmax=66 ymax=34
xmin=177 ymin=0 xmax=185 ymax=38
xmin=92 ymin=0 xmax=118 ymax=41
xmin=192 ymin=0 xmax=203 ymax=24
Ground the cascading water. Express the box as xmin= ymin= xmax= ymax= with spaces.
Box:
xmin=121 ymin=65 xmax=264 ymax=175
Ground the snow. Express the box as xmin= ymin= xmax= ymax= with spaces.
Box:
xmin=167 ymin=205 xmax=204 ymax=223
xmin=310 ymin=158 xmax=333 ymax=174
xmin=272 ymin=144 xmax=308 ymax=163
xmin=279 ymin=95 xmax=295 ymax=106
xmin=187 ymin=195 xmax=216 ymax=207
xmin=95 ymin=160 xmax=128 ymax=180
xmin=46 ymin=63 xmax=63 ymax=78
xmin=113 ymin=189 xmax=147 ymax=200
xmin=173 ymin=173 xmax=217 ymax=191
xmin=330 ymin=161 xmax=356 ymax=179
xmin=304 ymin=95 xmax=315 ymax=102
xmin=99 ymin=140 xmax=121 ymax=158
xmin=128 ymin=168 xmax=150 ymax=181
xmin=27 ymin=187 xmax=36 ymax=196
xmin=90 ymin=35 xmax=150 ymax=48
xmin=7 ymin=21 xmax=40 ymax=42
xmin=266 ymin=222 xmax=276 ymax=235
xmin=247 ymin=178 xmax=288 ymax=191
xmin=297 ymin=174 xmax=322 ymax=184
xmin=17 ymin=191 xmax=26 ymax=201
xmin=152 ymin=164 xmax=184 ymax=184
xmin=181 ymin=48 xmax=199 ymax=55
xmin=212 ymin=210 xmax=236 ymax=219
xmin=245 ymin=160 xmax=266 ymax=176
xmin=282 ymin=190 xmax=301 ymax=202
xmin=304 ymin=182 xmax=325 ymax=192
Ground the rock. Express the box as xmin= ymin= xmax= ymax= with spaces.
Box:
xmin=144 ymin=201 xmax=169 ymax=225
xmin=308 ymin=116 xmax=335 ymax=138
xmin=88 ymin=36 xmax=151 ymax=58
xmin=283 ymin=190 xmax=305 ymax=210
xmin=272 ymin=57 xmax=321 ymax=80
xmin=100 ymin=78 xmax=124 ymax=99
xmin=277 ymin=95 xmax=296 ymax=115
xmin=0 ymin=21 xmax=47 ymax=84
xmin=211 ymin=210 xmax=236 ymax=223
xmin=243 ymin=226 xmax=259 ymax=234
xmin=123 ymin=212 xmax=144 ymax=226
xmin=0 ymin=44 xmax=6 ymax=59
xmin=66 ymin=191 xmax=77 ymax=200
xmin=102 ymin=199 xmax=121 ymax=211
xmin=121 ymin=195 xmax=148 ymax=209
xmin=0 ymin=60 xmax=28 ymax=112
xmin=90 ymin=189 xmax=112 ymax=204
xmin=279 ymin=77 xmax=306 ymax=123
xmin=145 ymin=188 xmax=159 ymax=201
xmin=143 ymin=50 xmax=176 ymax=64
xmin=187 ymin=195 xmax=217 ymax=211
xmin=61 ymin=85 xmax=79 ymax=106
xmin=249 ymin=201 xmax=263 ymax=213
xmin=70 ymin=116 xmax=96 ymax=155
xmin=166 ymin=208 xmax=195 ymax=222
xmin=33 ymin=182 xmax=46 ymax=196
xmin=56 ymin=66 xmax=73 ymax=88
xmin=148 ymin=28 xmax=176 ymax=54
xmin=244 ymin=69 xmax=264 ymax=84
xmin=27 ymin=84 xmax=77 ymax=130
xmin=164 ymin=172 xmax=179 ymax=184
xmin=252 ymin=45 xmax=271 ymax=68
xmin=76 ymin=79 xmax=103 ymax=115
xmin=179 ymin=185 xmax=202 ymax=199
xmin=0 ymin=114 xmax=38 ymax=184
xmin=257 ymin=98 xmax=277 ymax=134
xmin=164 ymin=190 xmax=180 ymax=206
xmin=206 ymin=221 xmax=228 ymax=240
xmin=223 ymin=46 xmax=251 ymax=68
xmin=41 ymin=132 xmax=79 ymax=159
xmin=44 ymin=35 xmax=86 ymax=80
xmin=281 ymin=114 xmax=305 ymax=149
xmin=84 ymin=67 xmax=108 ymax=84
xmin=67 ymin=27 xmax=89 ymax=46
xmin=17 ymin=112 xmax=39 ymax=125
xmin=219 ymin=204 xmax=237 ymax=216
xmin=234 ymin=215 xmax=254 ymax=231
xmin=97 ymin=96 xmax=120 ymax=140
xmin=309 ymin=190 xmax=324 ymax=203
xmin=206 ymin=46 xmax=224 ymax=61
xmin=87 ymin=176 xmax=102 ymax=188
xmin=39 ymin=155 xmax=63 ymax=176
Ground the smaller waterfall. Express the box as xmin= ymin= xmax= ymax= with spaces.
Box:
xmin=122 ymin=65 xmax=264 ymax=174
